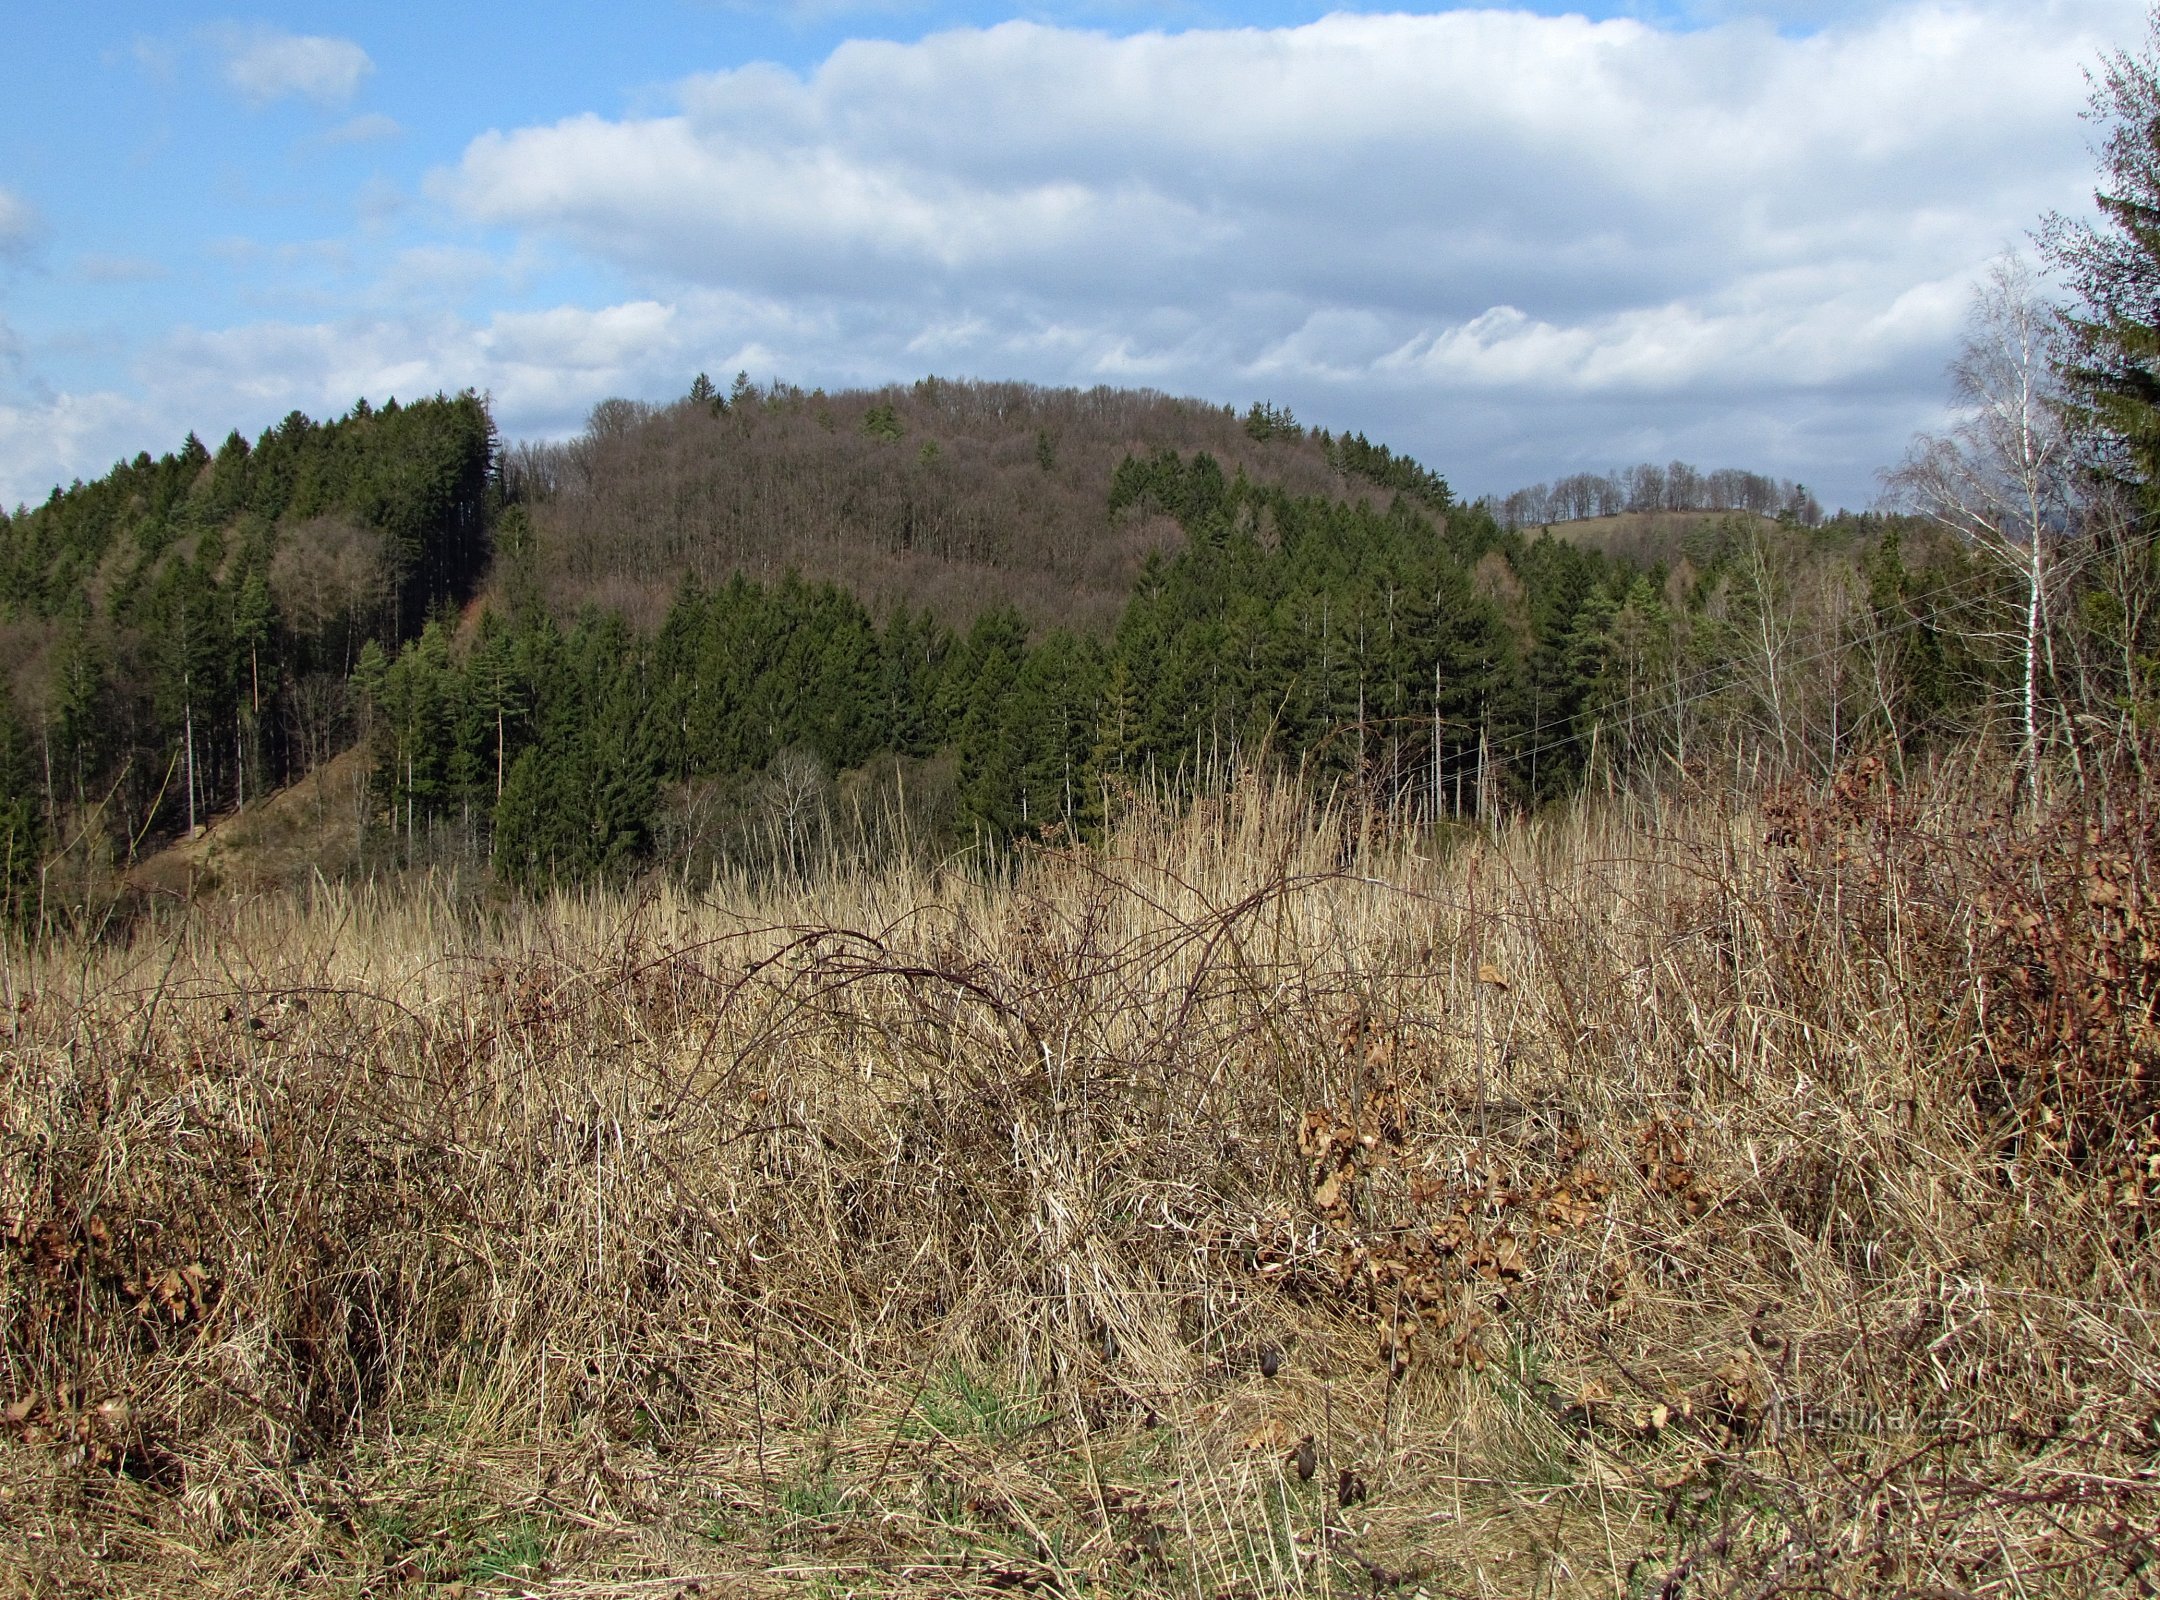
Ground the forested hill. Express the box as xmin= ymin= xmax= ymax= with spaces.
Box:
xmin=0 ymin=373 xmax=1996 ymax=913
xmin=402 ymin=453 xmax=1967 ymax=890
xmin=500 ymin=377 xmax=1445 ymax=632
xmin=0 ymin=378 xmax=1471 ymax=902
xmin=0 ymin=394 xmax=495 ymax=886
xmin=1 ymin=394 xmax=494 ymax=632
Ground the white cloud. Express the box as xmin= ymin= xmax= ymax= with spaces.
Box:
xmin=0 ymin=188 xmax=44 ymax=263
xmin=423 ymin=0 xmax=2140 ymax=502
xmin=325 ymin=112 xmax=402 ymax=144
xmin=0 ymin=383 xmax=155 ymax=510
xmin=214 ymin=25 xmax=374 ymax=107
xmin=443 ymin=4 xmax=2110 ymax=308
xmin=5 ymin=0 xmax=2148 ymax=511
xmin=0 ymin=298 xmax=736 ymax=506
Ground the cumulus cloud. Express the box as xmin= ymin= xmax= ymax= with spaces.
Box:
xmin=214 ymin=25 xmax=374 ymax=107
xmin=5 ymin=1 xmax=2145 ymax=510
xmin=427 ymin=0 xmax=2136 ymax=502
xmin=448 ymin=3 xmax=2108 ymax=329
xmin=0 ymin=390 xmax=147 ymax=510
xmin=0 ymin=297 xmax=754 ymax=506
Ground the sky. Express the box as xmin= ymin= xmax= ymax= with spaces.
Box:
xmin=0 ymin=0 xmax=2147 ymax=514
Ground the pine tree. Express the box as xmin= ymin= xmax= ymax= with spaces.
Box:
xmin=0 ymin=684 xmax=44 ymax=923
xmin=952 ymin=610 xmax=1030 ymax=834
xmin=48 ymin=605 xmax=104 ymax=815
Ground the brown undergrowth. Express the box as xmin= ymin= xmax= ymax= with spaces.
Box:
xmin=3 ymin=766 xmax=2158 ymax=1597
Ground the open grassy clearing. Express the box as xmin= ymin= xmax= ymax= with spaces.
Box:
xmin=4 ymin=767 xmax=2158 ymax=1597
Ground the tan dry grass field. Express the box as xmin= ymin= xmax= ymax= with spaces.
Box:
xmin=4 ymin=767 xmax=2157 ymax=1598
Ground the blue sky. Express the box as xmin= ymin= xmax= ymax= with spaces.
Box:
xmin=0 ymin=0 xmax=2145 ymax=512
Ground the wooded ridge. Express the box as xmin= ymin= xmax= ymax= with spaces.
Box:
xmin=0 ymin=370 xmax=2123 ymax=919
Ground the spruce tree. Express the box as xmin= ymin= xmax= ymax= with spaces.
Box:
xmin=0 ymin=685 xmax=44 ymax=923
xmin=2043 ymin=7 xmax=2160 ymax=496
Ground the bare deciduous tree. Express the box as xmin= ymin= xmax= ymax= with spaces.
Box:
xmin=756 ymin=746 xmax=832 ymax=878
xmin=1885 ymin=254 xmax=2080 ymax=797
xmin=268 ymin=515 xmax=391 ymax=671
xmin=504 ymin=379 xmax=1366 ymax=634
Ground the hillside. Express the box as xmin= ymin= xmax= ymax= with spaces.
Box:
xmin=123 ymin=745 xmax=370 ymax=902
xmin=504 ymin=378 xmax=1435 ymax=633
xmin=0 ymin=380 xmax=1467 ymax=898
xmin=0 ymin=393 xmax=496 ymax=902
xmin=0 ymin=372 xmax=2019 ymax=921
xmin=1532 ymin=507 xmax=1780 ymax=569
xmin=0 ymin=381 xmax=1494 ymax=907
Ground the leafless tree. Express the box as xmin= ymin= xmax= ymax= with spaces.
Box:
xmin=269 ymin=515 xmax=391 ymax=670
xmin=756 ymin=746 xmax=832 ymax=878
xmin=1490 ymin=462 xmax=1817 ymax=529
xmin=1885 ymin=254 xmax=2083 ymax=798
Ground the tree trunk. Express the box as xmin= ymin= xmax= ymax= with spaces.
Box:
xmin=2025 ymin=533 xmax=2043 ymax=805
xmin=184 ymin=695 xmax=197 ymax=839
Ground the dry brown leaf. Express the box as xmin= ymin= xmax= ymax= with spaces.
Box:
xmin=1313 ymin=1168 xmax=1347 ymax=1211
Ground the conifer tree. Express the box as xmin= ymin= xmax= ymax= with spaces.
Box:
xmin=0 ymin=685 xmax=44 ymax=923
xmin=2043 ymin=5 xmax=2160 ymax=497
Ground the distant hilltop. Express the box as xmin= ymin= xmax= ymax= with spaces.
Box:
xmin=1485 ymin=461 xmax=1823 ymax=530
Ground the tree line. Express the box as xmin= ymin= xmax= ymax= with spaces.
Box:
xmin=0 ymin=376 xmax=2119 ymax=913
xmin=1487 ymin=461 xmax=1824 ymax=530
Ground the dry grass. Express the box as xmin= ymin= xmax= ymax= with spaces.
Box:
xmin=4 ymin=767 xmax=2158 ymax=1598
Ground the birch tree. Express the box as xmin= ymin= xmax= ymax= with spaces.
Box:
xmin=1886 ymin=255 xmax=2076 ymax=797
